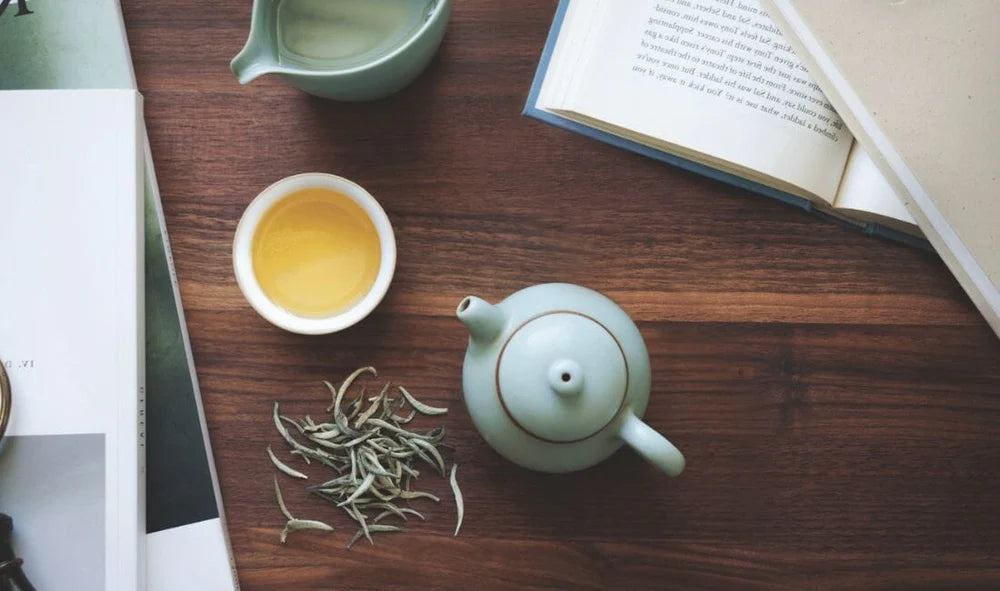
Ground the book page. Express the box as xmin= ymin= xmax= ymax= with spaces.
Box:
xmin=0 ymin=89 xmax=143 ymax=591
xmin=834 ymin=143 xmax=917 ymax=228
xmin=538 ymin=0 xmax=602 ymax=108
xmin=556 ymin=0 xmax=852 ymax=202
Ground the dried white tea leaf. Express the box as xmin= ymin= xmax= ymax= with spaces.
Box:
xmin=269 ymin=367 xmax=463 ymax=548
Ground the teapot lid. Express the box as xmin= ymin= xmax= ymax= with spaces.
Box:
xmin=496 ymin=311 xmax=627 ymax=443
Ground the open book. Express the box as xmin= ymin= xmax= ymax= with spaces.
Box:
xmin=526 ymin=0 xmax=922 ymax=240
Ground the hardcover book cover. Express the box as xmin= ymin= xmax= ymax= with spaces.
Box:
xmin=761 ymin=0 xmax=1000 ymax=337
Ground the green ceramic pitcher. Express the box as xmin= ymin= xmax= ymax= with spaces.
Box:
xmin=231 ymin=0 xmax=451 ymax=101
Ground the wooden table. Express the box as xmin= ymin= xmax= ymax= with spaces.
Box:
xmin=124 ymin=1 xmax=1000 ymax=589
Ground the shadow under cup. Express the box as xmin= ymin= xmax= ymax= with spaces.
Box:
xmin=233 ymin=173 xmax=397 ymax=335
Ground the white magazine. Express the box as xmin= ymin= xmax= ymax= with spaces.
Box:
xmin=0 ymin=2 xmax=241 ymax=588
xmin=0 ymin=88 xmax=145 ymax=591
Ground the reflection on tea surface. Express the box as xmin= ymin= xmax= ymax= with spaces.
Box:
xmin=277 ymin=0 xmax=435 ymax=70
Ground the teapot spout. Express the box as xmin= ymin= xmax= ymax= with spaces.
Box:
xmin=457 ymin=296 xmax=506 ymax=345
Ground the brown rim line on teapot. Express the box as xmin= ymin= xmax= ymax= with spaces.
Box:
xmin=456 ymin=283 xmax=685 ymax=476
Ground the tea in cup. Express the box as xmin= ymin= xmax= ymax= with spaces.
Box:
xmin=233 ymin=173 xmax=396 ymax=334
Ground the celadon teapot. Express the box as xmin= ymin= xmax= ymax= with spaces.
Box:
xmin=456 ymin=283 xmax=685 ymax=476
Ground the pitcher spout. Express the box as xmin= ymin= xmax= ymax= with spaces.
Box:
xmin=231 ymin=43 xmax=277 ymax=85
xmin=230 ymin=0 xmax=279 ymax=85
xmin=457 ymin=296 xmax=506 ymax=345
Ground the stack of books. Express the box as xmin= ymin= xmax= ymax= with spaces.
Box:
xmin=0 ymin=1 xmax=239 ymax=589
xmin=761 ymin=0 xmax=1000 ymax=336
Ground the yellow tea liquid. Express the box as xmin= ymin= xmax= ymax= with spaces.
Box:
xmin=252 ymin=187 xmax=381 ymax=317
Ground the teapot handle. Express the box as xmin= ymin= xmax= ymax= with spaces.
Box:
xmin=618 ymin=411 xmax=685 ymax=476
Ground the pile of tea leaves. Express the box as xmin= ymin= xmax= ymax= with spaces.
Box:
xmin=269 ymin=367 xmax=463 ymax=548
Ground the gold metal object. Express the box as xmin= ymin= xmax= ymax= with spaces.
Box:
xmin=0 ymin=362 xmax=10 ymax=441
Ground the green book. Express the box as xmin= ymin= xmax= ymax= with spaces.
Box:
xmin=0 ymin=1 xmax=239 ymax=589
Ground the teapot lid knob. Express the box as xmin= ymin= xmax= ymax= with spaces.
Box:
xmin=548 ymin=359 xmax=584 ymax=397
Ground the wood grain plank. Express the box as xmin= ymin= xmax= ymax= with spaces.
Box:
xmin=122 ymin=0 xmax=1000 ymax=588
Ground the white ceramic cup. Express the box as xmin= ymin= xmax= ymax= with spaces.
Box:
xmin=233 ymin=173 xmax=396 ymax=335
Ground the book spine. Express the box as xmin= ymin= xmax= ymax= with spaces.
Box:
xmin=135 ymin=92 xmax=149 ymax=591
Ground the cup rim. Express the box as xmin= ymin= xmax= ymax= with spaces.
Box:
xmin=233 ymin=173 xmax=396 ymax=335
xmin=276 ymin=0 xmax=451 ymax=79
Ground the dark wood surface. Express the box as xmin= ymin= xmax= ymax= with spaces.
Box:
xmin=123 ymin=1 xmax=1000 ymax=589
